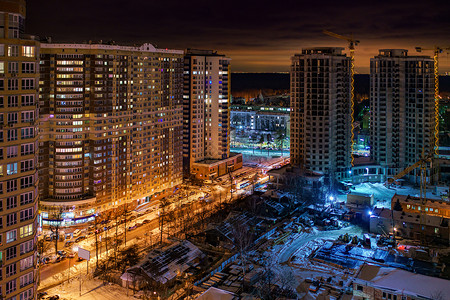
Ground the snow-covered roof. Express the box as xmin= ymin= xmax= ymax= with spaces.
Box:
xmin=355 ymin=264 xmax=450 ymax=299
xmin=128 ymin=240 xmax=203 ymax=284
xmin=196 ymin=287 xmax=236 ymax=300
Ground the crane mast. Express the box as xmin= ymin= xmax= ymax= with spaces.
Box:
xmin=415 ymin=46 xmax=450 ymax=183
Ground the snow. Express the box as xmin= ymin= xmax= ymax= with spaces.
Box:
xmin=356 ymin=264 xmax=450 ymax=299
xmin=338 ymin=182 xmax=442 ymax=209
xmin=43 ymin=277 xmax=136 ymax=300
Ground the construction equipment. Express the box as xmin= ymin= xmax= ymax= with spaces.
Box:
xmin=323 ymin=30 xmax=360 ymax=167
xmin=385 ymin=151 xmax=432 ymax=191
xmin=415 ymin=46 xmax=450 ymax=182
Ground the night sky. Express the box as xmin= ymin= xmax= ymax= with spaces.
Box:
xmin=26 ymin=0 xmax=450 ymax=73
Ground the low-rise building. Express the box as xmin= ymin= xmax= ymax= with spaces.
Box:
xmin=230 ymin=104 xmax=290 ymax=132
xmin=370 ymin=207 xmax=450 ymax=244
xmin=191 ymin=152 xmax=243 ymax=180
xmin=352 ymin=263 xmax=450 ymax=300
xmin=347 ymin=192 xmax=375 ymax=209
xmin=124 ymin=240 xmax=205 ymax=286
xmin=391 ymin=194 xmax=450 ymax=218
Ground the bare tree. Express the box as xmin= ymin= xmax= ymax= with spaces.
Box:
xmin=277 ymin=266 xmax=297 ymax=294
xmin=230 ymin=221 xmax=253 ymax=289
xmin=256 ymin=253 xmax=277 ymax=300
xmin=94 ymin=215 xmax=100 ymax=269
xmin=48 ymin=205 xmax=64 ymax=256
xmin=37 ymin=238 xmax=52 ymax=257
xmin=159 ymin=198 xmax=170 ymax=244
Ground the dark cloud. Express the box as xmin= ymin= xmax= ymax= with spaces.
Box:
xmin=26 ymin=0 xmax=450 ymax=72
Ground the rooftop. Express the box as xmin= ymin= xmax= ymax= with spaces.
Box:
xmin=128 ymin=240 xmax=204 ymax=284
xmin=355 ymin=263 xmax=450 ymax=299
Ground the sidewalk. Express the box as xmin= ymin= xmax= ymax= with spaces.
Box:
xmin=44 ymin=277 xmax=136 ymax=300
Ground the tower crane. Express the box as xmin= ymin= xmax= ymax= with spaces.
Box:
xmin=323 ymin=30 xmax=360 ymax=167
xmin=415 ymin=46 xmax=450 ymax=183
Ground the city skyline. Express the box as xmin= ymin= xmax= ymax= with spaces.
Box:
xmin=26 ymin=0 xmax=450 ymax=73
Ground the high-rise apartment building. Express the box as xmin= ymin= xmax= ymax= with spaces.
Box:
xmin=183 ymin=50 xmax=242 ymax=180
xmin=290 ymin=47 xmax=351 ymax=179
xmin=370 ymin=49 xmax=434 ymax=182
xmin=0 ymin=0 xmax=39 ymax=299
xmin=38 ymin=43 xmax=184 ymax=225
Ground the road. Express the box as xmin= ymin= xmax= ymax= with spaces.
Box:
xmin=39 ymin=159 xmax=283 ymax=285
xmin=40 ymin=183 xmax=240 ymax=284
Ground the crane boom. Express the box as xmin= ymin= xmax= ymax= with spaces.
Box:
xmin=323 ymin=30 xmax=359 ymax=168
xmin=386 ymin=153 xmax=432 ymax=185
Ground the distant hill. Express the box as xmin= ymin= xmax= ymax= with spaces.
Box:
xmin=231 ymin=73 xmax=450 ymax=95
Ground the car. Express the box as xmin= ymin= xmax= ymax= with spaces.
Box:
xmin=38 ymin=292 xmax=48 ymax=299
xmin=47 ymin=295 xmax=60 ymax=300
xmin=128 ymin=225 xmax=137 ymax=231
xmin=64 ymin=240 xmax=74 ymax=247
xmin=41 ymin=257 xmax=50 ymax=264
xmin=57 ymin=250 xmax=67 ymax=257
xmin=135 ymin=222 xmax=143 ymax=227
xmin=75 ymin=236 xmax=86 ymax=243
xmin=142 ymin=219 xmax=150 ymax=224
xmin=67 ymin=252 xmax=76 ymax=258
xmin=86 ymin=231 xmax=94 ymax=237
xmin=129 ymin=215 xmax=137 ymax=221
xmin=77 ymin=257 xmax=85 ymax=262
xmin=55 ymin=256 xmax=65 ymax=263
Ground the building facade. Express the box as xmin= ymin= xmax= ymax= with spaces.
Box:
xmin=0 ymin=1 xmax=39 ymax=299
xmin=183 ymin=49 xmax=241 ymax=180
xmin=290 ymin=47 xmax=351 ymax=179
xmin=370 ymin=49 xmax=435 ymax=183
xmin=230 ymin=105 xmax=290 ymax=132
xmin=39 ymin=43 xmax=184 ymax=226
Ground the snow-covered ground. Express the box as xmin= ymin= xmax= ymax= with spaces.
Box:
xmin=337 ymin=182 xmax=442 ymax=209
xmin=259 ymin=224 xmax=364 ymax=296
xmin=44 ymin=277 xmax=136 ymax=300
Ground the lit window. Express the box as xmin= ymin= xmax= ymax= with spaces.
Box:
xmin=22 ymin=46 xmax=35 ymax=58
xmin=19 ymin=224 xmax=33 ymax=238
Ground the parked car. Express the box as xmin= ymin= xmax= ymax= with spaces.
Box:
xmin=55 ymin=256 xmax=65 ymax=263
xmin=75 ymin=236 xmax=86 ymax=243
xmin=64 ymin=240 xmax=74 ymax=247
xmin=41 ymin=257 xmax=50 ymax=264
xmin=57 ymin=250 xmax=67 ymax=257
xmin=67 ymin=252 xmax=76 ymax=258
xmin=142 ymin=219 xmax=150 ymax=224
xmin=128 ymin=225 xmax=137 ymax=231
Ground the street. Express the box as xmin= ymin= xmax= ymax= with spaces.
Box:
xmin=39 ymin=157 xmax=283 ymax=288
